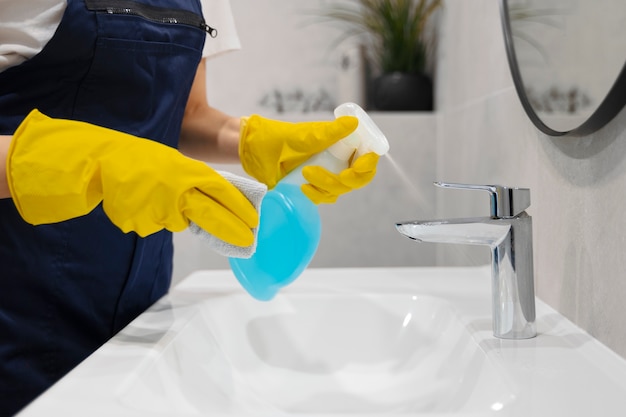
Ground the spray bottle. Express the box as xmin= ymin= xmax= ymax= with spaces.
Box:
xmin=229 ymin=103 xmax=390 ymax=300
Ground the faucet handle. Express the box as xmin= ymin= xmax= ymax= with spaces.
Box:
xmin=435 ymin=182 xmax=530 ymax=218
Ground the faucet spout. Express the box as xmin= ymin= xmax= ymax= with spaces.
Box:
xmin=396 ymin=213 xmax=536 ymax=339
xmin=395 ymin=216 xmax=512 ymax=246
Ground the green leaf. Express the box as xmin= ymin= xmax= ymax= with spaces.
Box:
xmin=313 ymin=0 xmax=442 ymax=73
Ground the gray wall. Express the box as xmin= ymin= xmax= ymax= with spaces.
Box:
xmin=435 ymin=0 xmax=626 ymax=358
xmin=173 ymin=0 xmax=626 ymax=359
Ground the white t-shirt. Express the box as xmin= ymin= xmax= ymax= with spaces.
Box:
xmin=0 ymin=0 xmax=240 ymax=73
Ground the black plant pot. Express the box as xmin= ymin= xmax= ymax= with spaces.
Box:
xmin=372 ymin=72 xmax=433 ymax=111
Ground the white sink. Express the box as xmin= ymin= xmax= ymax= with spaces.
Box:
xmin=18 ymin=267 xmax=626 ymax=416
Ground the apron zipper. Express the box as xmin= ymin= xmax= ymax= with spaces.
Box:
xmin=85 ymin=0 xmax=218 ymax=37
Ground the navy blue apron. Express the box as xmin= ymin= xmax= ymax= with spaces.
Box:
xmin=0 ymin=0 xmax=209 ymax=414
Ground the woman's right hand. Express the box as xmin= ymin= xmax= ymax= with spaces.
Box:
xmin=6 ymin=110 xmax=258 ymax=246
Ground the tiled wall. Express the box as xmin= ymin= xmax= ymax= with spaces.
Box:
xmin=436 ymin=0 xmax=626 ymax=358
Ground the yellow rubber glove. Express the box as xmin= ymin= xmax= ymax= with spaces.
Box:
xmin=238 ymin=114 xmax=359 ymax=189
xmin=301 ymin=152 xmax=380 ymax=204
xmin=7 ymin=110 xmax=258 ymax=246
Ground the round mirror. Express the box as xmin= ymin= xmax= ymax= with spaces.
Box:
xmin=500 ymin=0 xmax=626 ymax=136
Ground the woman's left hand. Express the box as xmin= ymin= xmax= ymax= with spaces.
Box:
xmin=300 ymin=152 xmax=380 ymax=204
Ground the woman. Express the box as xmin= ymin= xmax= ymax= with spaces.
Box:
xmin=0 ymin=1 xmax=378 ymax=414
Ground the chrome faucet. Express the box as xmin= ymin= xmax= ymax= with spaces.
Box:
xmin=396 ymin=182 xmax=536 ymax=339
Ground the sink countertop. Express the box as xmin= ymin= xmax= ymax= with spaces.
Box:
xmin=17 ymin=267 xmax=626 ymax=416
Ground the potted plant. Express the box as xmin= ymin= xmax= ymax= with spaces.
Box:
xmin=318 ymin=0 xmax=442 ymax=110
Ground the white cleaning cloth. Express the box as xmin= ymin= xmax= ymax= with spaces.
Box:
xmin=189 ymin=170 xmax=267 ymax=258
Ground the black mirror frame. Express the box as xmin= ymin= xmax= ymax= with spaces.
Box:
xmin=499 ymin=0 xmax=626 ymax=137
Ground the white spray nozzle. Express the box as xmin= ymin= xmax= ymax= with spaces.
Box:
xmin=282 ymin=102 xmax=389 ymax=186
xmin=333 ymin=102 xmax=390 ymax=157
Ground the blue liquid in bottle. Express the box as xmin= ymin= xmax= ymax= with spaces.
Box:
xmin=229 ymin=102 xmax=389 ymax=301
xmin=229 ymin=181 xmax=321 ymax=301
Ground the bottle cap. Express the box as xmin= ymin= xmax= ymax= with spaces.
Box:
xmin=334 ymin=102 xmax=390 ymax=156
